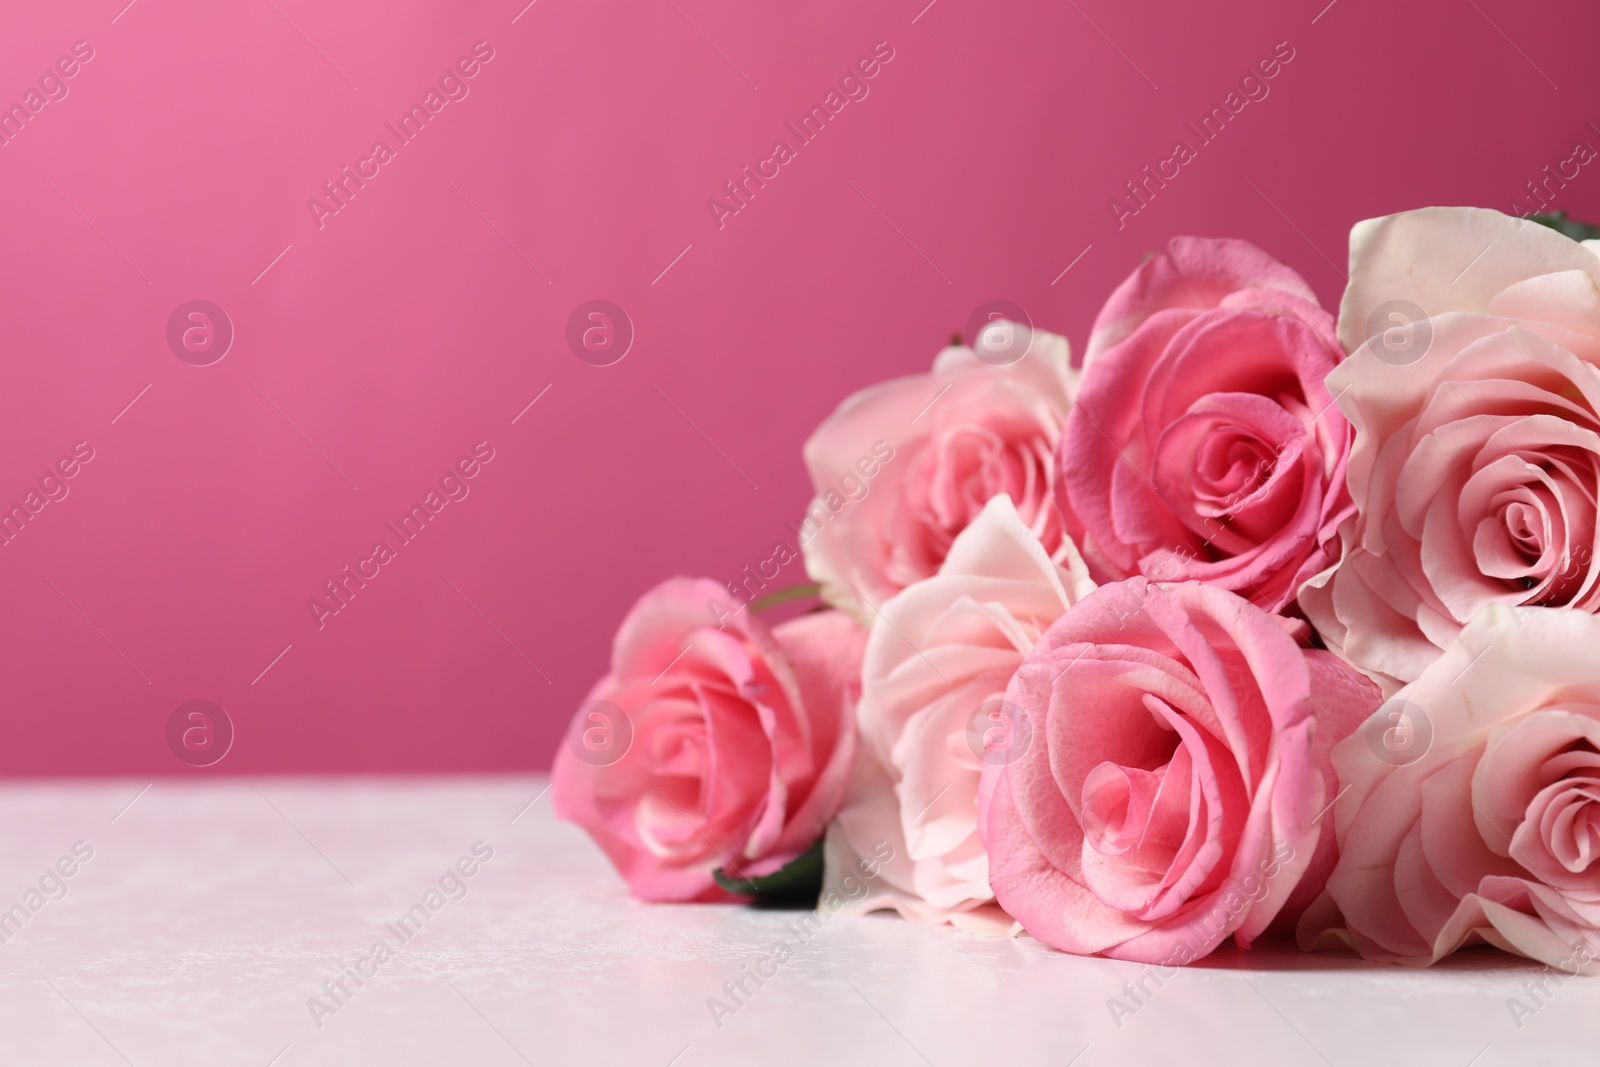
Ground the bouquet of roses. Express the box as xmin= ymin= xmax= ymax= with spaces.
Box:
xmin=553 ymin=206 xmax=1600 ymax=975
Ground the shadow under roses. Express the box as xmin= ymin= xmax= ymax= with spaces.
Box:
xmin=704 ymin=839 xmax=895 ymax=1031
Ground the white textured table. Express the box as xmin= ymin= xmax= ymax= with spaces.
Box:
xmin=0 ymin=777 xmax=1590 ymax=1066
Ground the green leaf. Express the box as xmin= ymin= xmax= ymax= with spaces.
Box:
xmin=1528 ymin=211 xmax=1600 ymax=242
xmin=713 ymin=837 xmax=824 ymax=904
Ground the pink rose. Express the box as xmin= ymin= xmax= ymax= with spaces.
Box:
xmin=979 ymin=578 xmax=1380 ymax=963
xmin=800 ymin=328 xmax=1077 ymax=621
xmin=1055 ymin=236 xmax=1352 ymax=612
xmin=1308 ymin=605 xmax=1600 ymax=972
xmin=1301 ymin=207 xmax=1600 ymax=689
xmin=552 ymin=578 xmax=866 ymax=901
xmin=822 ymin=495 xmax=1096 ymax=934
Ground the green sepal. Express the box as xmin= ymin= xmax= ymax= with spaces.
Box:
xmin=713 ymin=837 xmax=824 ymax=904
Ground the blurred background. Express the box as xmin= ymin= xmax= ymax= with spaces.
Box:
xmin=2 ymin=0 xmax=1597 ymax=776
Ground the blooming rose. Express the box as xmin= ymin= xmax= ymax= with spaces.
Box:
xmin=822 ymin=495 xmax=1096 ymax=934
xmin=800 ymin=327 xmax=1077 ymax=622
xmin=1055 ymin=236 xmax=1352 ymax=612
xmin=1301 ymin=207 xmax=1600 ymax=689
xmin=1307 ymin=605 xmax=1600 ymax=972
xmin=979 ymin=578 xmax=1381 ymax=963
xmin=552 ymin=578 xmax=865 ymax=901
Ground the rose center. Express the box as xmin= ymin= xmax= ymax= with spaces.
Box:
xmin=1194 ymin=431 xmax=1275 ymax=510
xmin=1469 ymin=451 xmax=1599 ymax=607
xmin=1080 ymin=753 xmax=1187 ymax=861
xmin=913 ymin=426 xmax=1051 ymax=547
xmin=1500 ymin=499 xmax=1547 ymax=566
xmin=1523 ymin=740 xmax=1600 ymax=876
xmin=1149 ymin=399 xmax=1309 ymax=557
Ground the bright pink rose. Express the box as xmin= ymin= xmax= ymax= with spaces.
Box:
xmin=822 ymin=495 xmax=1096 ymax=934
xmin=552 ymin=578 xmax=865 ymax=901
xmin=1305 ymin=605 xmax=1600 ymax=972
xmin=979 ymin=578 xmax=1380 ymax=963
xmin=1301 ymin=207 xmax=1600 ymax=690
xmin=800 ymin=328 xmax=1077 ymax=621
xmin=1056 ymin=236 xmax=1353 ymax=612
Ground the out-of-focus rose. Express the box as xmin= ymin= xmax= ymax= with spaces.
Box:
xmin=1055 ymin=236 xmax=1352 ymax=613
xmin=553 ymin=578 xmax=866 ymax=901
xmin=821 ymin=495 xmax=1096 ymax=934
xmin=1301 ymin=207 xmax=1600 ymax=690
xmin=799 ymin=328 xmax=1077 ymax=622
xmin=1306 ymin=605 xmax=1600 ymax=973
xmin=979 ymin=578 xmax=1381 ymax=963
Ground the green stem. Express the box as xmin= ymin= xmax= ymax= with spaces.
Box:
xmin=749 ymin=583 xmax=823 ymax=613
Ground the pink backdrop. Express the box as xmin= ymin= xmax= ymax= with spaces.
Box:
xmin=1 ymin=0 xmax=1596 ymax=775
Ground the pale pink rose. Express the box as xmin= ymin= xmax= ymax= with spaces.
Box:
xmin=822 ymin=495 xmax=1096 ymax=934
xmin=1056 ymin=236 xmax=1353 ymax=612
xmin=979 ymin=578 xmax=1381 ymax=963
xmin=552 ymin=578 xmax=865 ymax=901
xmin=1306 ymin=605 xmax=1600 ymax=972
xmin=1301 ymin=207 xmax=1600 ymax=690
xmin=800 ymin=328 xmax=1077 ymax=621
